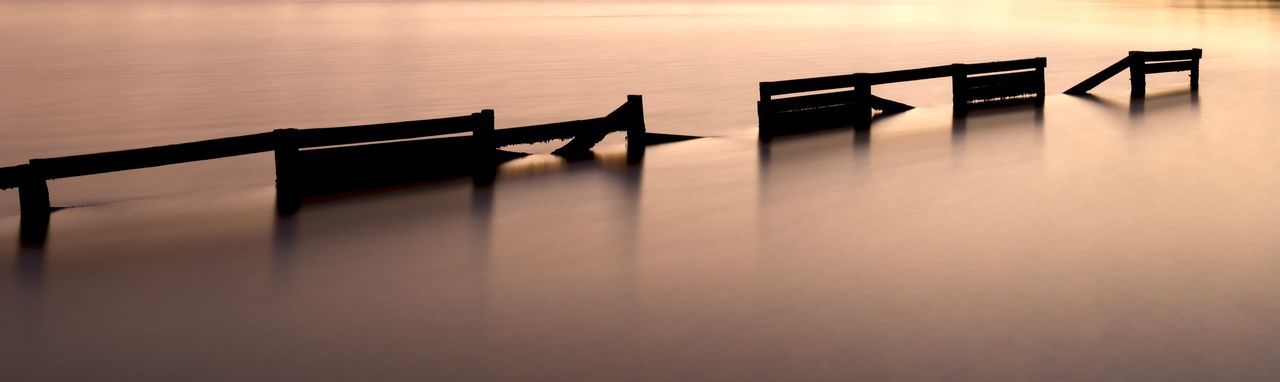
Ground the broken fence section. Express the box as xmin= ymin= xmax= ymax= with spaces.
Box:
xmin=0 ymin=95 xmax=647 ymax=226
xmin=1065 ymin=48 xmax=1201 ymax=98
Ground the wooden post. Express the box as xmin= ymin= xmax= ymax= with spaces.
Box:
xmin=1035 ymin=61 xmax=1047 ymax=106
xmin=625 ymin=95 xmax=647 ymax=164
xmin=273 ymin=128 xmax=301 ymax=215
xmin=852 ymin=74 xmax=873 ymax=131
xmin=1129 ymin=51 xmax=1147 ymax=98
xmin=1190 ymin=48 xmax=1201 ymax=92
xmin=472 ymin=109 xmax=497 ymax=186
xmin=758 ymin=83 xmax=772 ymax=141
xmin=951 ymin=64 xmax=969 ymax=116
xmin=18 ymin=163 xmax=50 ymax=215
xmin=17 ymin=163 xmax=51 ymax=246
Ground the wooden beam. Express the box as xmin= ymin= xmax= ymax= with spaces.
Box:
xmin=32 ymin=132 xmax=278 ymax=180
xmin=295 ymin=114 xmax=479 ymax=149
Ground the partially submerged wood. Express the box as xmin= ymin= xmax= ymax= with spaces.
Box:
xmin=1065 ymin=49 xmax=1201 ymax=97
xmin=759 ymin=57 xmax=1047 ymax=138
xmin=1 ymin=95 xmax=651 ymax=224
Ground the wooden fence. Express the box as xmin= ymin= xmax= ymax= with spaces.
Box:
xmin=1065 ymin=49 xmax=1201 ymax=97
xmin=0 ymin=95 xmax=646 ymax=222
xmin=758 ymin=58 xmax=1047 ymax=138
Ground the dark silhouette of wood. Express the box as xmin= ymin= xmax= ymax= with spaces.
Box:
xmin=1064 ymin=58 xmax=1130 ymax=95
xmin=759 ymin=57 xmax=1047 ymax=138
xmin=0 ymin=95 xmax=654 ymax=230
xmin=1064 ymin=49 xmax=1201 ymax=97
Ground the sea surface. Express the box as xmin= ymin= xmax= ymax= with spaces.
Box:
xmin=2 ymin=0 xmax=1280 ymax=380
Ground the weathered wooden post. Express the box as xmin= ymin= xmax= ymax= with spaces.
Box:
xmin=17 ymin=163 xmax=51 ymax=246
xmin=1035 ymin=60 xmax=1047 ymax=106
xmin=472 ymin=109 xmax=497 ymax=186
xmin=951 ymin=63 xmax=969 ymax=116
xmin=17 ymin=163 xmax=49 ymax=215
xmin=852 ymin=74 xmax=873 ymax=131
xmin=625 ymin=95 xmax=647 ymax=164
xmin=1190 ymin=48 xmax=1202 ymax=92
xmin=758 ymin=84 xmax=773 ymax=141
xmin=273 ymin=128 xmax=301 ymax=215
xmin=1129 ymin=51 xmax=1147 ymax=98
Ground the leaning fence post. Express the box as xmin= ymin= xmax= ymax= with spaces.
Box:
xmin=951 ymin=63 xmax=969 ymax=116
xmin=273 ymin=128 xmax=301 ymax=215
xmin=472 ymin=109 xmax=497 ymax=185
xmin=1129 ymin=51 xmax=1147 ymax=98
xmin=1190 ymin=48 xmax=1202 ymax=92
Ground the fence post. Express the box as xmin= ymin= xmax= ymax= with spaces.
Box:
xmin=1129 ymin=51 xmax=1146 ymax=98
xmin=1190 ymin=48 xmax=1201 ymax=92
xmin=625 ymin=95 xmax=647 ymax=164
xmin=18 ymin=163 xmax=50 ymax=215
xmin=273 ymin=128 xmax=301 ymax=215
xmin=758 ymin=84 xmax=773 ymax=140
xmin=473 ymin=109 xmax=497 ymax=186
xmin=1035 ymin=58 xmax=1047 ymax=106
xmin=17 ymin=163 xmax=51 ymax=246
xmin=951 ymin=63 xmax=969 ymax=116
xmin=852 ymin=74 xmax=873 ymax=130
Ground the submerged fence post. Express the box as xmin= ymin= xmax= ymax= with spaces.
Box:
xmin=758 ymin=84 xmax=772 ymax=140
xmin=273 ymin=128 xmax=301 ymax=215
xmin=625 ymin=95 xmax=647 ymax=164
xmin=17 ymin=163 xmax=51 ymax=246
xmin=17 ymin=163 xmax=50 ymax=215
xmin=1129 ymin=51 xmax=1147 ymax=98
xmin=1035 ymin=60 xmax=1048 ymax=106
xmin=852 ymin=74 xmax=873 ymax=131
xmin=951 ymin=63 xmax=969 ymax=116
xmin=1190 ymin=48 xmax=1202 ymax=92
xmin=472 ymin=109 xmax=497 ymax=186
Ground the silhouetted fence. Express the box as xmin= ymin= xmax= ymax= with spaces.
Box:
xmin=0 ymin=95 xmax=646 ymax=221
xmin=758 ymin=58 xmax=1046 ymax=138
xmin=1065 ymin=49 xmax=1201 ymax=97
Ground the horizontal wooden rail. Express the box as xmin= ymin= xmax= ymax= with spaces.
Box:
xmin=0 ymin=165 xmax=25 ymax=190
xmin=493 ymin=118 xmax=608 ymax=146
xmin=867 ymin=64 xmax=953 ymax=85
xmin=1135 ymin=49 xmax=1202 ymax=62
xmin=760 ymin=74 xmax=859 ymax=100
xmin=31 ymin=132 xmax=279 ymax=180
xmin=295 ymin=115 xmax=482 ymax=149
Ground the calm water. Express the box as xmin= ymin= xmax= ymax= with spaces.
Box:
xmin=3 ymin=1 xmax=1280 ymax=380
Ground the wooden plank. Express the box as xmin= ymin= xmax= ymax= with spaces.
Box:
xmin=764 ymin=90 xmax=861 ymax=113
xmin=965 ymin=82 xmax=1040 ymax=102
xmin=962 ymin=70 xmax=1041 ymax=88
xmin=760 ymin=74 xmax=859 ymax=98
xmin=1140 ymin=49 xmax=1201 ymax=62
xmin=866 ymin=64 xmax=953 ymax=85
xmin=960 ymin=57 xmax=1046 ymax=75
xmin=492 ymin=118 xmax=607 ymax=147
xmin=33 ymin=132 xmax=279 ymax=180
xmin=1065 ymin=57 xmax=1131 ymax=95
xmin=295 ymin=114 xmax=478 ymax=148
xmin=1143 ymin=60 xmax=1195 ymax=74
xmin=0 ymin=165 xmax=24 ymax=190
